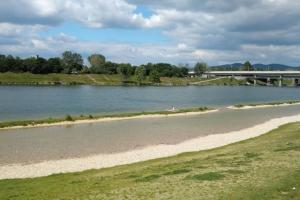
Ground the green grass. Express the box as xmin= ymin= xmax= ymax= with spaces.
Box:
xmin=0 ymin=72 xmax=126 ymax=85
xmin=1 ymin=121 xmax=300 ymax=199
xmin=234 ymin=100 xmax=300 ymax=108
xmin=0 ymin=72 xmax=249 ymax=86
xmin=194 ymin=77 xmax=248 ymax=86
xmin=159 ymin=77 xmax=204 ymax=85
xmin=0 ymin=107 xmax=211 ymax=129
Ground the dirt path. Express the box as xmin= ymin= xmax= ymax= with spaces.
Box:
xmin=191 ymin=77 xmax=227 ymax=85
xmin=86 ymin=74 xmax=103 ymax=84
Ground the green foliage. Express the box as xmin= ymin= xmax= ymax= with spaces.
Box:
xmin=194 ymin=62 xmax=207 ymax=75
xmin=135 ymin=66 xmax=146 ymax=85
xmin=0 ymin=53 xmax=190 ymax=80
xmin=149 ymin=69 xmax=160 ymax=83
xmin=65 ymin=115 xmax=73 ymax=121
xmin=88 ymin=54 xmax=106 ymax=74
xmin=61 ymin=51 xmax=84 ymax=74
xmin=242 ymin=61 xmax=254 ymax=71
xmin=117 ymin=63 xmax=133 ymax=82
xmin=142 ymin=62 xmax=188 ymax=77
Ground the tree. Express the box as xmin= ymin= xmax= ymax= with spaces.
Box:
xmin=194 ymin=62 xmax=207 ymax=75
xmin=149 ymin=69 xmax=160 ymax=83
xmin=88 ymin=54 xmax=106 ymax=74
xmin=242 ymin=61 xmax=253 ymax=71
xmin=135 ymin=67 xmax=146 ymax=85
xmin=23 ymin=57 xmax=37 ymax=73
xmin=0 ymin=55 xmax=8 ymax=72
xmin=47 ymin=58 xmax=63 ymax=73
xmin=104 ymin=61 xmax=118 ymax=74
xmin=117 ymin=63 xmax=133 ymax=82
xmin=61 ymin=51 xmax=83 ymax=73
xmin=34 ymin=56 xmax=48 ymax=74
xmin=179 ymin=67 xmax=189 ymax=76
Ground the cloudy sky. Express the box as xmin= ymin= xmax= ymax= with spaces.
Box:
xmin=1 ymin=0 xmax=300 ymax=66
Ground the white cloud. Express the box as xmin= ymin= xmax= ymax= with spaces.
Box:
xmin=1 ymin=0 xmax=300 ymax=65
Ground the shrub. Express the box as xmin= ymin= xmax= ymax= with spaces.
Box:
xmin=65 ymin=115 xmax=73 ymax=121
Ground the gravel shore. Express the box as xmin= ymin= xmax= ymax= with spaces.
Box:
xmin=1 ymin=113 xmax=300 ymax=180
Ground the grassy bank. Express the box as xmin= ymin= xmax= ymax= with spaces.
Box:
xmin=0 ymin=72 xmax=248 ymax=86
xmin=1 ymin=122 xmax=300 ymax=199
xmin=234 ymin=100 xmax=300 ymax=108
xmin=192 ymin=77 xmax=248 ymax=86
xmin=0 ymin=72 xmax=128 ymax=85
xmin=0 ymin=107 xmax=211 ymax=129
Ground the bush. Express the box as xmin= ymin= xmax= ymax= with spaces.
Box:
xmin=65 ymin=115 xmax=73 ymax=121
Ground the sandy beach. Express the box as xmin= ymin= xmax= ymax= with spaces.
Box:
xmin=227 ymin=102 xmax=300 ymax=110
xmin=0 ymin=109 xmax=218 ymax=131
xmin=1 ymin=113 xmax=300 ymax=180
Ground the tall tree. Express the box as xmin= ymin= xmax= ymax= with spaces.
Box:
xmin=117 ymin=63 xmax=133 ymax=82
xmin=47 ymin=57 xmax=63 ymax=73
xmin=242 ymin=61 xmax=253 ymax=71
xmin=61 ymin=51 xmax=83 ymax=73
xmin=194 ymin=62 xmax=207 ymax=75
xmin=135 ymin=66 xmax=146 ymax=85
xmin=88 ymin=54 xmax=106 ymax=74
xmin=0 ymin=55 xmax=8 ymax=72
xmin=149 ymin=69 xmax=160 ymax=83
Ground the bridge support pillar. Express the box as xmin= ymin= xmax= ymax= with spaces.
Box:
xmin=292 ymin=78 xmax=299 ymax=87
xmin=253 ymin=75 xmax=257 ymax=86
xmin=267 ymin=77 xmax=271 ymax=86
xmin=278 ymin=76 xmax=282 ymax=87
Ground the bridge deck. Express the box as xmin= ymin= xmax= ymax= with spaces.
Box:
xmin=203 ymin=71 xmax=300 ymax=77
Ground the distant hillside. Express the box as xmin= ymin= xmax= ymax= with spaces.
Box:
xmin=210 ymin=63 xmax=300 ymax=71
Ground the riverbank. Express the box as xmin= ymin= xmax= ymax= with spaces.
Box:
xmin=229 ymin=100 xmax=300 ymax=109
xmin=0 ymin=72 xmax=248 ymax=86
xmin=1 ymin=113 xmax=300 ymax=180
xmin=0 ymin=107 xmax=215 ymax=130
xmin=1 ymin=119 xmax=300 ymax=199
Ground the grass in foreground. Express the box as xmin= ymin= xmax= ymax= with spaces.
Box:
xmin=234 ymin=100 xmax=300 ymax=108
xmin=0 ymin=107 xmax=211 ymax=129
xmin=1 ymin=122 xmax=300 ymax=199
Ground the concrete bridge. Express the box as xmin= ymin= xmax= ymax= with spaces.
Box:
xmin=197 ymin=71 xmax=300 ymax=86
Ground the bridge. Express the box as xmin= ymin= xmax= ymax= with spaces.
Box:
xmin=189 ymin=71 xmax=300 ymax=86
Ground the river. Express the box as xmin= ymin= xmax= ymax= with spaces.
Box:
xmin=1 ymin=85 xmax=300 ymax=121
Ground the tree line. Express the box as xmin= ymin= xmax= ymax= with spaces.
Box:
xmin=0 ymin=52 xmax=190 ymax=83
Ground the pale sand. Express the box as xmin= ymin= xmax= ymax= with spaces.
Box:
xmin=227 ymin=102 xmax=300 ymax=110
xmin=1 ymin=113 xmax=300 ymax=180
xmin=0 ymin=110 xmax=218 ymax=130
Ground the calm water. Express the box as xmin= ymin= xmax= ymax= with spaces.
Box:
xmin=1 ymin=85 xmax=300 ymax=121
xmin=1 ymin=105 xmax=300 ymax=165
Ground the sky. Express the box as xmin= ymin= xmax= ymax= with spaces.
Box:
xmin=0 ymin=0 xmax=300 ymax=66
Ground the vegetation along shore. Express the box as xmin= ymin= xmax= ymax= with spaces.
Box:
xmin=0 ymin=72 xmax=249 ymax=86
xmin=232 ymin=100 xmax=300 ymax=109
xmin=0 ymin=53 xmax=274 ymax=86
xmin=0 ymin=107 xmax=213 ymax=129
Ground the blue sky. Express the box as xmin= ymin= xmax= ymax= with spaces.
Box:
xmin=0 ymin=0 xmax=300 ymax=66
xmin=40 ymin=22 xmax=169 ymax=44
